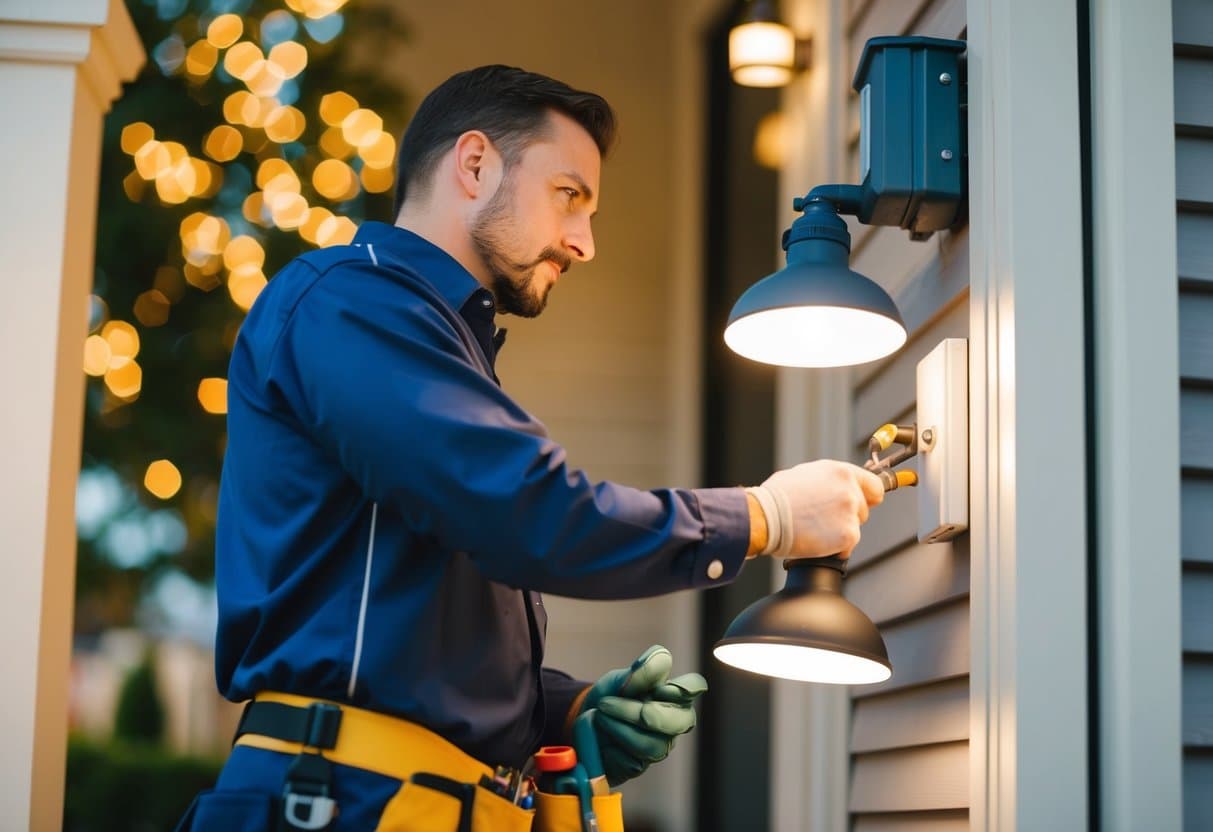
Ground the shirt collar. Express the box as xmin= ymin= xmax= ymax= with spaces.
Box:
xmin=353 ymin=221 xmax=486 ymax=313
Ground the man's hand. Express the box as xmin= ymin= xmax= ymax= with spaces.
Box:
xmin=578 ymin=645 xmax=706 ymax=786
xmin=748 ymin=460 xmax=884 ymax=559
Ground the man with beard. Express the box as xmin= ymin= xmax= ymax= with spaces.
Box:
xmin=185 ymin=66 xmax=883 ymax=831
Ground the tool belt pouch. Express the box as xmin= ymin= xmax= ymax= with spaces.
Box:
xmin=375 ymin=772 xmax=535 ymax=832
xmin=532 ymin=792 xmax=625 ymax=832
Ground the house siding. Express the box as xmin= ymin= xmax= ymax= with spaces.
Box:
xmin=1176 ymin=3 xmax=1213 ymax=828
xmin=841 ymin=0 xmax=970 ymax=828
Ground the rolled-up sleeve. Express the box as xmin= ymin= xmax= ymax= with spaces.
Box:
xmin=266 ymin=262 xmax=750 ymax=599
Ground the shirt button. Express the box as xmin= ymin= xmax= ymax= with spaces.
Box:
xmin=481 ymin=297 xmax=493 ymax=308
xmin=706 ymin=559 xmax=724 ymax=580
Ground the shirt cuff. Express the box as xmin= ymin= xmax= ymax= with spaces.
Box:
xmin=685 ymin=487 xmax=751 ymax=589
xmin=540 ymin=667 xmax=591 ymax=747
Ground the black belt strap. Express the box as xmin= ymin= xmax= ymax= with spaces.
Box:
xmin=410 ymin=773 xmax=475 ymax=832
xmin=236 ymin=701 xmax=343 ymax=751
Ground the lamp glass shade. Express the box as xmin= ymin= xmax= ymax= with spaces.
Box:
xmin=724 ymin=304 xmax=907 ymax=367
xmin=714 ymin=642 xmax=892 ymax=685
xmin=714 ymin=557 xmax=892 ymax=686
xmin=729 ymin=21 xmax=796 ymax=87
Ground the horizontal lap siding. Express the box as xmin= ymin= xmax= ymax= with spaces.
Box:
xmin=845 ymin=3 xmax=968 ymax=827
xmin=1173 ymin=0 xmax=1213 ymax=827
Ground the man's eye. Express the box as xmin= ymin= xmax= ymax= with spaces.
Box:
xmin=560 ymin=187 xmax=578 ymax=201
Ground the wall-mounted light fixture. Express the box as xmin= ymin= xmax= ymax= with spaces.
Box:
xmin=729 ymin=0 xmax=811 ymax=88
xmin=716 ymin=35 xmax=968 ymax=686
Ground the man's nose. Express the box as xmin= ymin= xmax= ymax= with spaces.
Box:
xmin=564 ymin=216 xmax=595 ymax=263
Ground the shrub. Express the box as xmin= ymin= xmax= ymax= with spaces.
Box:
xmin=63 ymin=735 xmax=222 ymax=832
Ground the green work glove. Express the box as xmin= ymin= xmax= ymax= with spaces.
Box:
xmin=579 ymin=645 xmax=708 ymax=786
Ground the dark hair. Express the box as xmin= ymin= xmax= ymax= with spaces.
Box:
xmin=393 ymin=65 xmax=616 ymax=214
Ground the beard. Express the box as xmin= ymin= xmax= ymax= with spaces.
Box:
xmin=469 ymin=173 xmax=571 ymax=318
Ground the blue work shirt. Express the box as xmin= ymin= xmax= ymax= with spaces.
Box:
xmin=215 ymin=221 xmax=750 ymax=767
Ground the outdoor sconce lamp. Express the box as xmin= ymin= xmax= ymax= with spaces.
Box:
xmin=729 ymin=0 xmax=811 ymax=88
xmin=724 ymin=36 xmax=967 ymax=371
xmin=716 ymin=36 xmax=967 ymax=686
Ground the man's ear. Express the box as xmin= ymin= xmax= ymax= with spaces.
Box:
xmin=452 ymin=130 xmax=501 ymax=199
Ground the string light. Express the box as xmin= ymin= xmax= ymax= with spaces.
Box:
xmin=265 ymin=106 xmax=306 ymax=143
xmin=360 ymin=164 xmax=394 ymax=194
xmin=228 ymin=262 xmax=267 ymax=310
xmin=206 ymin=13 xmax=243 ymax=49
xmin=341 ymin=108 xmax=383 ymax=148
xmin=104 ymin=360 xmax=142 ymax=399
xmin=268 ymin=41 xmax=308 ymax=78
xmin=133 ymin=290 xmax=171 ymax=327
xmin=223 ymin=41 xmax=262 ymax=80
xmin=101 ymin=320 xmax=139 ymax=367
xmin=358 ymin=131 xmax=396 ymax=169
xmin=144 ymin=459 xmax=182 ymax=499
xmin=185 ymin=40 xmax=219 ymax=78
xmin=196 ymin=378 xmax=228 ymax=414
xmin=83 ymin=335 xmax=111 ymax=376
xmin=319 ymin=91 xmax=358 ymax=126
xmin=204 ymin=125 xmax=243 ymax=162
xmin=120 ymin=122 xmax=154 ymax=155
xmin=312 ymin=158 xmax=356 ymax=200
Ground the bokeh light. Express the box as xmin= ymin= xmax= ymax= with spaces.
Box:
xmin=134 ymin=290 xmax=172 ymax=327
xmin=121 ymin=122 xmax=154 ymax=155
xmin=268 ymin=41 xmax=308 ymax=78
xmin=83 ymin=335 xmax=111 ymax=377
xmin=223 ymin=235 xmax=265 ymax=270
xmin=104 ymin=360 xmax=143 ymax=399
xmin=206 ymin=14 xmax=243 ymax=49
xmin=204 ymin=125 xmax=243 ymax=162
xmin=312 ymin=158 xmax=356 ymax=201
xmin=360 ymin=164 xmax=394 ymax=194
xmin=228 ymin=262 xmax=268 ymax=310
xmin=319 ymin=91 xmax=358 ymax=126
xmin=223 ymin=41 xmax=262 ymax=80
xmin=265 ymin=106 xmax=306 ymax=143
xmin=101 ymin=320 xmax=139 ymax=367
xmin=315 ymin=215 xmax=358 ymax=247
xmin=319 ymin=126 xmax=355 ymax=160
xmin=196 ymin=378 xmax=228 ymax=414
xmin=144 ymin=459 xmax=182 ymax=500
xmin=185 ymin=40 xmax=218 ymax=77
xmin=359 ymin=131 xmax=395 ymax=169
xmin=341 ymin=109 xmax=383 ymax=148
xmin=300 ymin=206 xmax=334 ymax=244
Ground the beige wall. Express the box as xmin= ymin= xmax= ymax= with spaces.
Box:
xmin=371 ymin=2 xmax=724 ymax=829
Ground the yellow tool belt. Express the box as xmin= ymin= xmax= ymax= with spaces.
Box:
xmin=236 ymin=692 xmax=624 ymax=832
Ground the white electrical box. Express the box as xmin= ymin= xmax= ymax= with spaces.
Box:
xmin=917 ymin=338 xmax=969 ymax=543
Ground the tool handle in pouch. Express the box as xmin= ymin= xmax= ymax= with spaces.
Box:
xmin=571 ymin=711 xmax=609 ymax=796
xmin=531 ymin=746 xmax=623 ymax=832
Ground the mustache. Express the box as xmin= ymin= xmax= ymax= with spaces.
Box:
xmin=507 ymin=247 xmax=572 ymax=275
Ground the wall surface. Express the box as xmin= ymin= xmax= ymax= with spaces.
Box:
xmin=1173 ymin=0 xmax=1213 ymax=828
xmin=838 ymin=1 xmax=972 ymax=829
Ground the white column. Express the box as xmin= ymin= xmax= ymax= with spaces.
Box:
xmin=1088 ymin=0 xmax=1183 ymax=828
xmin=0 ymin=1 xmax=143 ymax=828
xmin=967 ymin=0 xmax=1090 ymax=829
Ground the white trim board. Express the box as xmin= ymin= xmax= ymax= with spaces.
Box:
xmin=967 ymin=0 xmax=1090 ymax=829
xmin=1088 ymin=0 xmax=1183 ymax=828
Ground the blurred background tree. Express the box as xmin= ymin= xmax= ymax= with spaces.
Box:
xmin=77 ymin=0 xmax=409 ymax=636
xmin=112 ymin=653 xmax=166 ymax=744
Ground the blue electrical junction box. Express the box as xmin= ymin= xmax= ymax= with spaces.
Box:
xmin=854 ymin=36 xmax=966 ymax=235
xmin=804 ymin=36 xmax=966 ymax=240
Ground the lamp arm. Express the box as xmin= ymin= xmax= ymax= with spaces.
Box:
xmin=795 ymin=184 xmax=864 ymax=216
